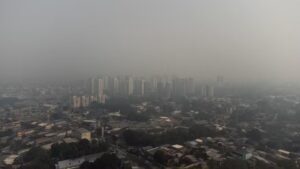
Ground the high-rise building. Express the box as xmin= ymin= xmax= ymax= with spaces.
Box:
xmin=73 ymin=96 xmax=92 ymax=108
xmin=89 ymin=78 xmax=96 ymax=96
xmin=151 ymin=77 xmax=158 ymax=92
xmin=118 ymin=77 xmax=126 ymax=96
xmin=107 ymin=76 xmax=114 ymax=95
xmin=215 ymin=76 xmax=225 ymax=97
xmin=172 ymin=78 xmax=186 ymax=97
xmin=90 ymin=95 xmax=97 ymax=103
xmin=97 ymin=78 xmax=105 ymax=103
xmin=104 ymin=76 xmax=109 ymax=90
xmin=143 ymin=80 xmax=152 ymax=96
xmin=141 ymin=80 xmax=145 ymax=96
xmin=134 ymin=79 xmax=145 ymax=96
xmin=97 ymin=78 xmax=104 ymax=96
xmin=185 ymin=78 xmax=195 ymax=96
xmin=113 ymin=77 xmax=119 ymax=96
xmin=81 ymin=96 xmax=90 ymax=107
xmin=157 ymin=81 xmax=164 ymax=97
xmin=98 ymin=94 xmax=106 ymax=104
xmin=202 ymin=85 xmax=214 ymax=98
xmin=72 ymin=96 xmax=81 ymax=108
xmin=164 ymin=82 xmax=172 ymax=98
xmin=127 ymin=77 xmax=134 ymax=96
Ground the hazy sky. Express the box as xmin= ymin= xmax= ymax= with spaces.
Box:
xmin=0 ymin=0 xmax=300 ymax=82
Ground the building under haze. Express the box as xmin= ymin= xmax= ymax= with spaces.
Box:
xmin=113 ymin=77 xmax=119 ymax=96
xmin=97 ymin=78 xmax=105 ymax=104
xmin=126 ymin=77 xmax=134 ymax=96
xmin=172 ymin=78 xmax=186 ymax=97
xmin=89 ymin=78 xmax=96 ymax=96
xmin=202 ymin=85 xmax=214 ymax=98
xmin=72 ymin=96 xmax=81 ymax=108
xmin=134 ymin=79 xmax=145 ymax=96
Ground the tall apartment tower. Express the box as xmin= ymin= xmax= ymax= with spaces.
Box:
xmin=134 ymin=79 xmax=145 ymax=96
xmin=72 ymin=96 xmax=81 ymax=108
xmin=97 ymin=78 xmax=105 ymax=103
xmin=97 ymin=78 xmax=104 ymax=96
xmin=185 ymin=78 xmax=195 ymax=96
xmin=151 ymin=77 xmax=158 ymax=93
xmin=127 ymin=77 xmax=134 ymax=96
xmin=141 ymin=80 xmax=145 ymax=96
xmin=89 ymin=78 xmax=96 ymax=96
xmin=202 ymin=85 xmax=214 ymax=98
xmin=113 ymin=77 xmax=119 ymax=95
xmin=172 ymin=78 xmax=186 ymax=97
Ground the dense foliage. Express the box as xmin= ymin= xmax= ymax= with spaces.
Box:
xmin=18 ymin=139 xmax=109 ymax=169
xmin=123 ymin=124 xmax=220 ymax=147
xmin=50 ymin=139 xmax=109 ymax=160
xmin=80 ymin=153 xmax=123 ymax=169
xmin=19 ymin=147 xmax=53 ymax=169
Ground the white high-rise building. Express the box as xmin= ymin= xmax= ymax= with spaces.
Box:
xmin=72 ymin=96 xmax=81 ymax=108
xmin=127 ymin=77 xmax=134 ymax=96
xmin=98 ymin=94 xmax=106 ymax=104
xmin=98 ymin=78 xmax=104 ymax=96
xmin=81 ymin=96 xmax=90 ymax=107
xmin=97 ymin=78 xmax=105 ymax=103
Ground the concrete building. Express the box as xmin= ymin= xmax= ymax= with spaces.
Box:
xmin=72 ymin=96 xmax=81 ymax=108
xmin=134 ymin=79 xmax=145 ymax=96
xmin=185 ymin=78 xmax=195 ymax=96
xmin=97 ymin=78 xmax=105 ymax=104
xmin=81 ymin=96 xmax=90 ymax=107
xmin=126 ymin=77 xmax=134 ymax=96
xmin=172 ymin=78 xmax=186 ymax=97
xmin=202 ymin=85 xmax=214 ymax=98
xmin=89 ymin=78 xmax=96 ymax=96
xmin=75 ymin=128 xmax=91 ymax=141
xmin=113 ymin=77 xmax=119 ymax=96
xmin=97 ymin=78 xmax=104 ymax=96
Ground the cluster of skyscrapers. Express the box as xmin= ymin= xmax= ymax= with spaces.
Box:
xmin=72 ymin=75 xmax=223 ymax=108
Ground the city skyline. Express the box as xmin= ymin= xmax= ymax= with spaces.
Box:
xmin=1 ymin=1 xmax=300 ymax=169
